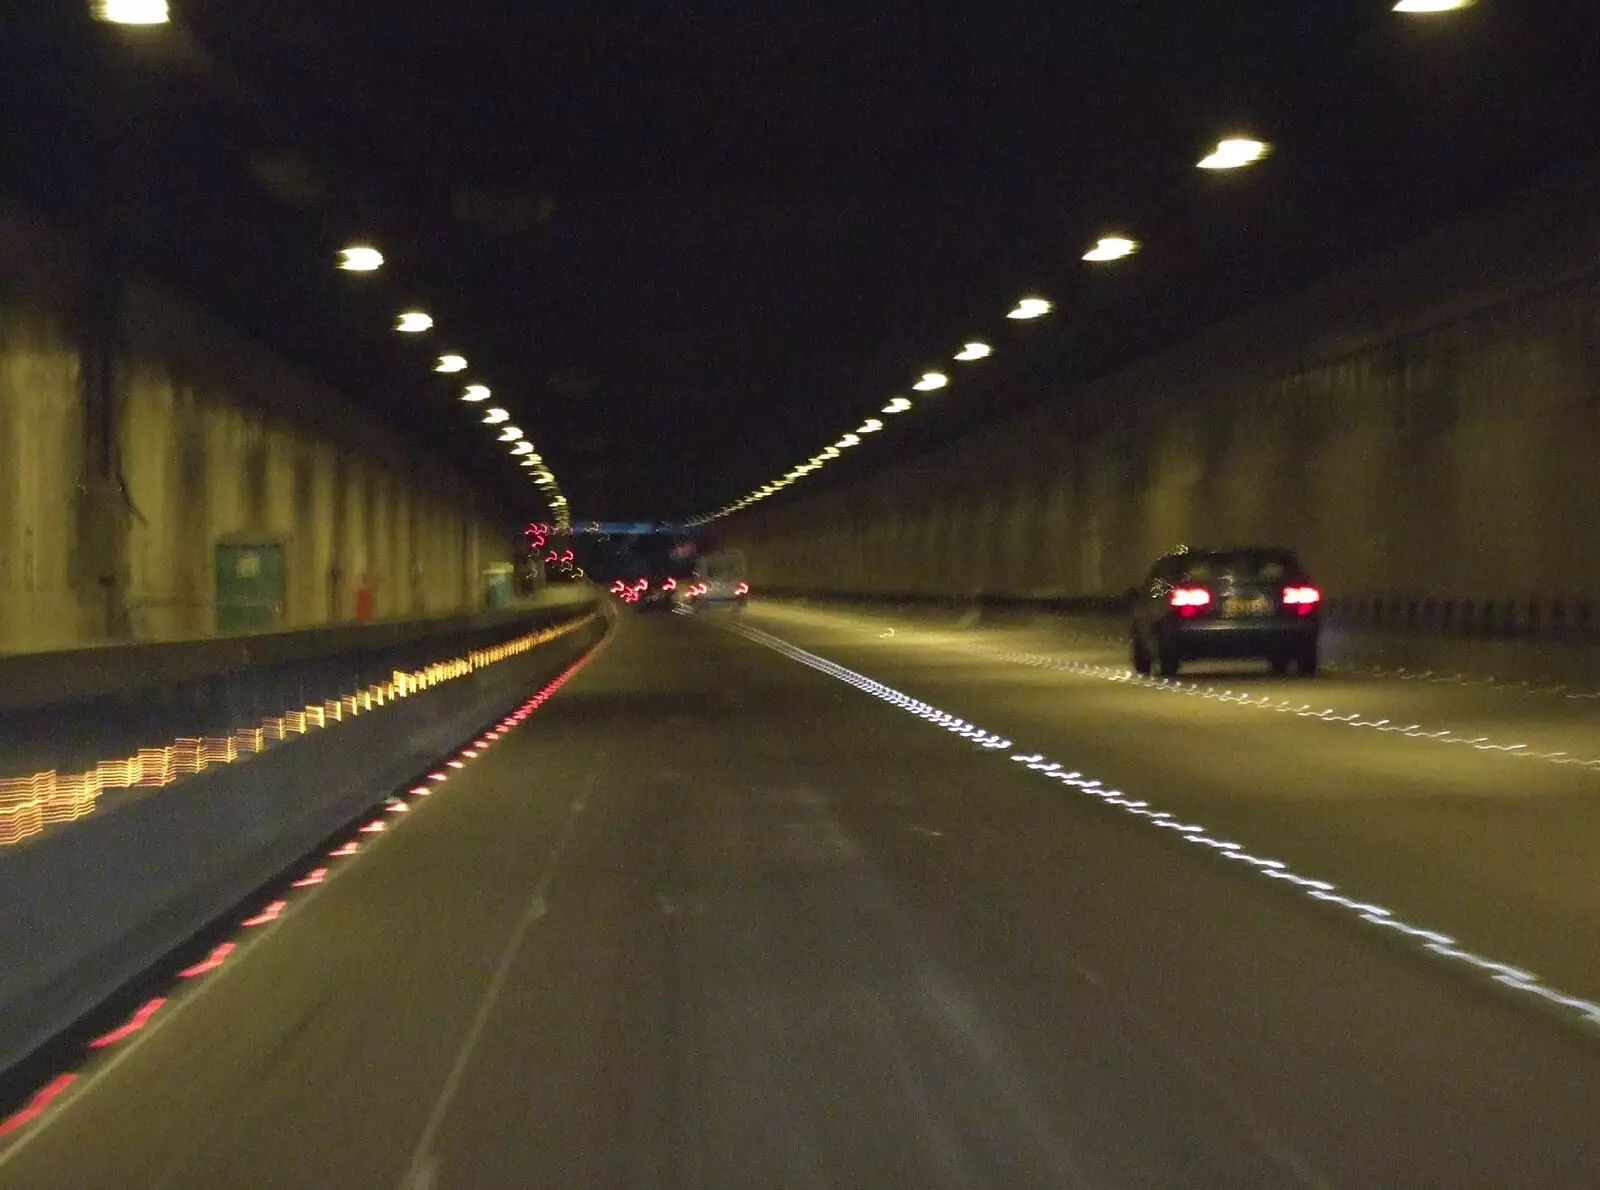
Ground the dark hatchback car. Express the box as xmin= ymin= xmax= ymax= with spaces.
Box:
xmin=1131 ymin=547 xmax=1322 ymax=677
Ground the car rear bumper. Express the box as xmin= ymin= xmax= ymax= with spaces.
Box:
xmin=1164 ymin=619 xmax=1318 ymax=659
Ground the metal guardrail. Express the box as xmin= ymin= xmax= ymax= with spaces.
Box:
xmin=768 ymin=587 xmax=1600 ymax=643
xmin=1324 ymin=596 xmax=1598 ymax=641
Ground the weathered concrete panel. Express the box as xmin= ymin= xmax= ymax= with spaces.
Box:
xmin=0 ymin=206 xmax=511 ymax=652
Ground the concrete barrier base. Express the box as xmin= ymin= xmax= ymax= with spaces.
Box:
xmin=0 ymin=616 xmax=606 ymax=1078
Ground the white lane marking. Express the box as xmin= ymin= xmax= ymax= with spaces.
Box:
xmin=898 ymin=635 xmax=1600 ymax=774
xmin=403 ymin=1154 xmax=439 ymax=1190
xmin=854 ymin=609 xmax=1600 ymax=700
xmin=725 ymin=620 xmax=1600 ymax=1035
xmin=733 ymin=624 xmax=1340 ymax=1188
xmin=397 ymin=751 xmax=604 ymax=1190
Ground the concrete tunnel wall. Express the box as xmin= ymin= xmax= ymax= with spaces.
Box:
xmin=728 ymin=163 xmax=1600 ymax=607
xmin=0 ymin=207 xmax=510 ymax=654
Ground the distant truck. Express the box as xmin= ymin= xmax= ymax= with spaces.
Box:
xmin=678 ymin=549 xmax=749 ymax=611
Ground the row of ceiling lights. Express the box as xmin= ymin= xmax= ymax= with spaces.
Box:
xmin=95 ymin=0 xmax=1479 ymax=532
xmin=332 ymin=246 xmax=569 ymax=529
xmin=90 ymin=0 xmax=570 ymax=531
xmin=684 ymin=0 xmax=1480 ymax=527
xmin=336 ymin=255 xmax=571 ymax=529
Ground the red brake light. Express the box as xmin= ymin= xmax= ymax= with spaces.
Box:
xmin=1168 ymin=587 xmax=1211 ymax=608
xmin=1283 ymin=585 xmax=1321 ymax=614
xmin=663 ymin=578 xmax=677 ymax=592
xmin=735 ymin=582 xmax=749 ymax=596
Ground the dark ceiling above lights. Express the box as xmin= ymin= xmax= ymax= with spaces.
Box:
xmin=4 ymin=2 xmax=1597 ymax=522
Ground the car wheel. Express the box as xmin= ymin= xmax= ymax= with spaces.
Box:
xmin=1131 ymin=632 xmax=1152 ymax=675
xmin=1269 ymin=656 xmax=1290 ymax=677
xmin=1155 ymin=643 xmax=1181 ymax=678
xmin=1297 ymin=643 xmax=1319 ymax=677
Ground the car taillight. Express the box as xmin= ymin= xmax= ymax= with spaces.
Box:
xmin=735 ymin=582 xmax=749 ymax=596
xmin=663 ymin=578 xmax=677 ymax=592
xmin=1169 ymin=587 xmax=1211 ymax=613
xmin=1283 ymin=585 xmax=1321 ymax=614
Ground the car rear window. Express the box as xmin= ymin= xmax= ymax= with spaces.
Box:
xmin=1178 ymin=551 xmax=1298 ymax=582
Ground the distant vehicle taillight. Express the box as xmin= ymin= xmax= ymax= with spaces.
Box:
xmin=1283 ymin=585 xmax=1321 ymax=615
xmin=663 ymin=577 xmax=677 ymax=592
xmin=1169 ymin=587 xmax=1211 ymax=616
xmin=735 ymin=582 xmax=749 ymax=596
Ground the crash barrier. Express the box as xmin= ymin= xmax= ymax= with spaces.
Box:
xmin=775 ymin=587 xmax=1598 ymax=642
xmin=1324 ymin=596 xmax=1598 ymax=641
xmin=0 ymin=596 xmax=603 ymax=849
xmin=0 ymin=609 xmax=607 ymax=1078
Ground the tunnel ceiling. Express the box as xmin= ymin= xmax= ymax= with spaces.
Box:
xmin=4 ymin=2 xmax=1598 ymax=524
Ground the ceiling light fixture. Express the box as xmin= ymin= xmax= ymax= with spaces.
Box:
xmin=1197 ymin=138 xmax=1271 ymax=170
xmin=338 ymin=245 xmax=383 ymax=272
xmin=1083 ymin=236 xmax=1139 ymax=262
xmin=1007 ymin=297 xmax=1052 ymax=320
xmin=91 ymin=0 xmax=169 ymax=25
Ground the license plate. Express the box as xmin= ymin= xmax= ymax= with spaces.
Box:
xmin=1224 ymin=594 xmax=1271 ymax=617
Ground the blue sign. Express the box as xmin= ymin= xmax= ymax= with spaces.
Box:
xmin=573 ymin=522 xmax=686 ymax=535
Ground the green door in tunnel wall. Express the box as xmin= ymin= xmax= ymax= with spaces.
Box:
xmin=215 ymin=541 xmax=286 ymax=634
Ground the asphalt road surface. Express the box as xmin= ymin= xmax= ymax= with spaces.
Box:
xmin=4 ymin=605 xmax=1600 ymax=1188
